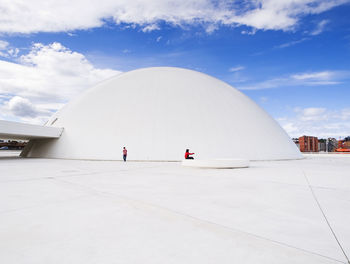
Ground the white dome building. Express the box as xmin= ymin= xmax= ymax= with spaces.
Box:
xmin=22 ymin=67 xmax=302 ymax=161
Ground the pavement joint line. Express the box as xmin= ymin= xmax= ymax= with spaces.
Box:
xmin=264 ymin=180 xmax=350 ymax=193
xmin=52 ymin=177 xmax=347 ymax=263
xmin=302 ymin=170 xmax=350 ymax=264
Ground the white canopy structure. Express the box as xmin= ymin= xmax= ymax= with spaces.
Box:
xmin=21 ymin=67 xmax=302 ymax=161
xmin=0 ymin=120 xmax=63 ymax=140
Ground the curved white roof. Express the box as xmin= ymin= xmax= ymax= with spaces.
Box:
xmin=24 ymin=67 xmax=302 ymax=161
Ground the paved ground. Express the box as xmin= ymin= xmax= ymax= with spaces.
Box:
xmin=0 ymin=153 xmax=349 ymax=263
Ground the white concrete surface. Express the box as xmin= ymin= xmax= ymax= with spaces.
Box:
xmin=0 ymin=150 xmax=21 ymax=157
xmin=0 ymin=120 xmax=63 ymax=140
xmin=1 ymin=155 xmax=349 ymax=263
xmin=23 ymin=67 xmax=301 ymax=161
xmin=182 ymin=158 xmax=249 ymax=168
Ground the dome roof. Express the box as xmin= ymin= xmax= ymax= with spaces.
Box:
xmin=24 ymin=67 xmax=302 ymax=161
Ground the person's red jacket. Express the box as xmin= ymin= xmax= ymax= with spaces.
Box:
xmin=185 ymin=152 xmax=194 ymax=159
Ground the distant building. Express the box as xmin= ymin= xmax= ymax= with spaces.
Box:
xmin=318 ymin=142 xmax=326 ymax=152
xmin=343 ymin=141 xmax=350 ymax=149
xmin=335 ymin=139 xmax=350 ymax=152
xmin=327 ymin=138 xmax=338 ymax=152
xmin=299 ymin=136 xmax=318 ymax=152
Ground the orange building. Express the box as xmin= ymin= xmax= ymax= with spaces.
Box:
xmin=343 ymin=141 xmax=350 ymax=149
xmin=299 ymin=136 xmax=318 ymax=152
xmin=335 ymin=140 xmax=350 ymax=152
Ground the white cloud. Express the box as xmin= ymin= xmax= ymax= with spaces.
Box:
xmin=275 ymin=37 xmax=309 ymax=49
xmin=0 ymin=0 xmax=348 ymax=34
xmin=260 ymin=96 xmax=268 ymax=103
xmin=6 ymin=96 xmax=39 ymax=117
xmin=278 ymin=107 xmax=350 ymax=138
xmin=0 ymin=40 xmax=9 ymax=50
xmin=2 ymin=96 xmax=52 ymax=124
xmin=7 ymin=48 xmax=19 ymax=57
xmin=141 ymin=24 xmax=160 ymax=33
xmin=0 ymin=42 xmax=120 ymax=124
xmin=227 ymin=66 xmax=248 ymax=84
xmin=301 ymin=107 xmax=325 ymax=116
xmin=310 ymin=19 xmax=329 ymax=35
xmin=339 ymin=109 xmax=350 ymax=120
xmin=241 ymin=28 xmax=257 ymax=35
xmin=296 ymin=107 xmax=327 ymax=121
xmin=239 ymin=70 xmax=350 ymax=90
xmin=0 ymin=40 xmax=19 ymax=58
xmin=282 ymin=122 xmax=299 ymax=134
xmin=229 ymin=66 xmax=245 ymax=72
xmin=204 ymin=24 xmax=219 ymax=34
xmin=291 ymin=71 xmax=336 ymax=81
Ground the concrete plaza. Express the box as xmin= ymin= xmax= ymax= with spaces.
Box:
xmin=1 ymin=152 xmax=349 ymax=263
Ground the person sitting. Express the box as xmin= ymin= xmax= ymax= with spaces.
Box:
xmin=185 ymin=149 xmax=194 ymax=159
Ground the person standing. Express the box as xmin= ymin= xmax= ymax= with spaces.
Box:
xmin=185 ymin=149 xmax=194 ymax=159
xmin=123 ymin=147 xmax=127 ymax=162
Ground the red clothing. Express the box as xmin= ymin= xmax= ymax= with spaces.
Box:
xmin=185 ymin=152 xmax=194 ymax=159
xmin=123 ymin=149 xmax=127 ymax=155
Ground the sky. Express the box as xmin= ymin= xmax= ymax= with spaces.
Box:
xmin=0 ymin=0 xmax=350 ymax=138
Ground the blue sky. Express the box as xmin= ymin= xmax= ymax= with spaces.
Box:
xmin=0 ymin=0 xmax=350 ymax=138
